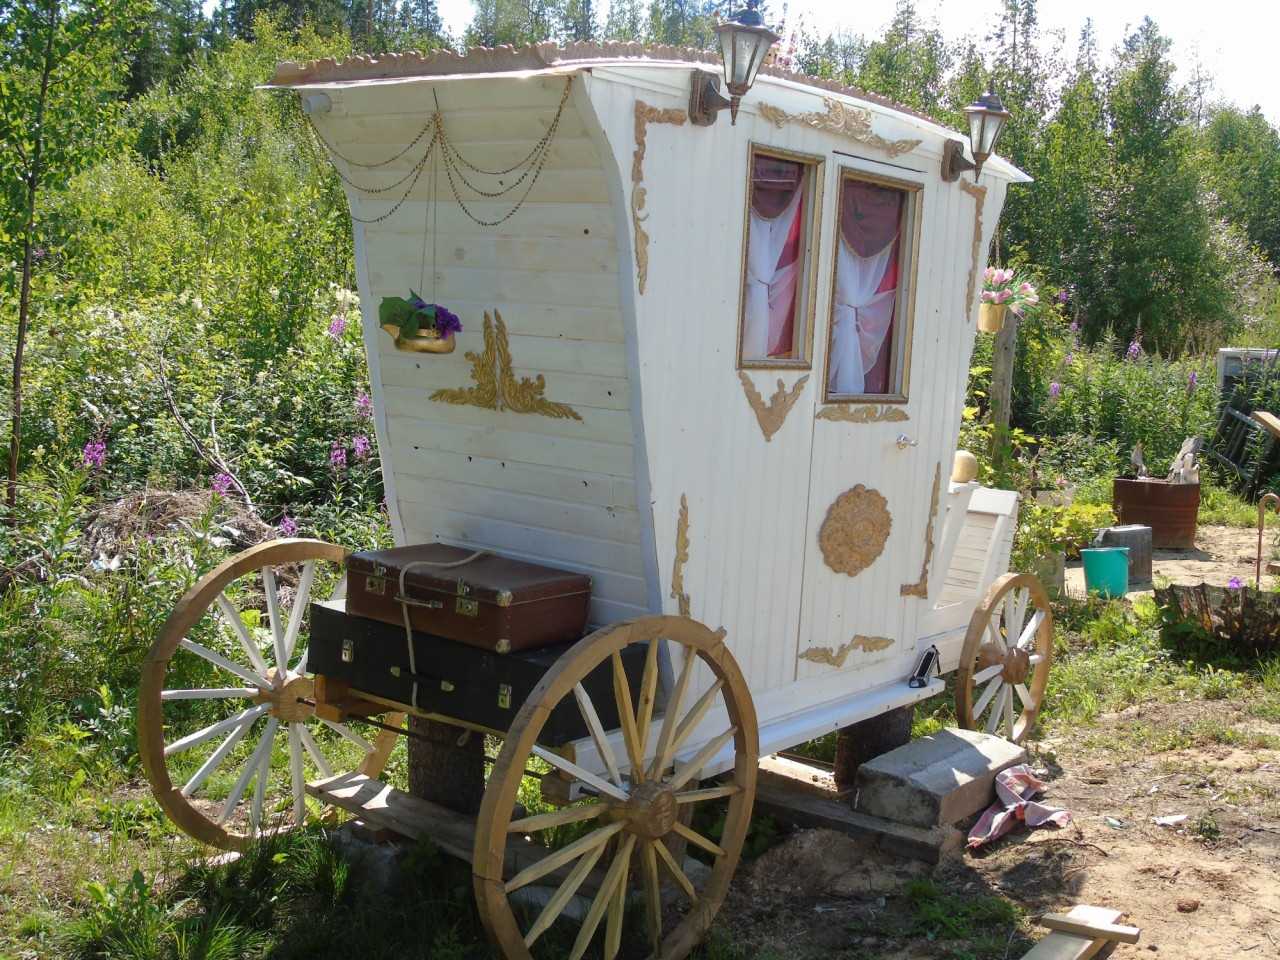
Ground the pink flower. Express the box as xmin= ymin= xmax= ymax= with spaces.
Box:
xmin=1049 ymin=381 xmax=1061 ymax=399
xmin=211 ymin=473 xmax=234 ymax=495
xmin=330 ymin=442 xmax=347 ymax=469
xmin=82 ymin=439 xmax=107 ymax=470
xmin=1019 ymin=282 xmax=1035 ymax=295
xmin=1126 ymin=340 xmax=1141 ymax=361
xmin=1188 ymin=371 xmax=1198 ymax=391
xmin=1069 ymin=320 xmax=1079 ymax=334
xmin=981 ymin=290 xmax=996 ymax=303
xmin=984 ymin=266 xmax=996 ymax=282
xmin=353 ymin=435 xmax=372 ymax=460
xmin=1065 ymin=352 xmax=1074 ymax=364
xmin=1228 ymin=576 xmax=1243 ymax=590
xmin=278 ymin=514 xmax=299 ymax=537
xmin=355 ymin=391 xmax=373 ymax=419
xmin=996 ymin=268 xmax=1014 ymax=285
xmin=994 ymin=289 xmax=1012 ymax=304
xmin=327 ymin=315 xmax=347 ymax=338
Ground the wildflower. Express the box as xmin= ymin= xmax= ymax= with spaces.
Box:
xmin=994 ymin=289 xmax=1012 ymax=304
xmin=1125 ymin=339 xmax=1141 ymax=361
xmin=1188 ymin=371 xmax=1199 ymax=391
xmin=330 ymin=441 xmax=347 ymax=470
xmin=433 ymin=305 xmax=462 ymax=337
xmin=1049 ymin=381 xmax=1061 ymax=399
xmin=211 ymin=473 xmax=234 ymax=495
xmin=279 ymin=514 xmax=299 ymax=537
xmin=1064 ymin=352 xmax=1074 ymax=365
xmin=1228 ymin=576 xmax=1243 ymax=590
xmin=82 ymin=439 xmax=107 ymax=470
xmin=1069 ymin=320 xmax=1079 ymax=334
xmin=327 ymin=315 xmax=347 ymax=338
xmin=1057 ymin=289 xmax=1069 ymax=304
xmin=353 ymin=435 xmax=372 ymax=460
xmin=355 ymin=391 xmax=373 ymax=419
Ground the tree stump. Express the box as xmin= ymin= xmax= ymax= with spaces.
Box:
xmin=407 ymin=715 xmax=485 ymax=815
xmin=833 ymin=704 xmax=914 ymax=788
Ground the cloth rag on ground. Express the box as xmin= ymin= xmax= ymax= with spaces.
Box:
xmin=967 ymin=764 xmax=1072 ymax=849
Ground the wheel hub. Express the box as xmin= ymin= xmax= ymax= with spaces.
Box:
xmin=617 ymin=781 xmax=678 ymax=840
xmin=255 ymin=669 xmax=315 ymax=723
xmin=1001 ymin=647 xmax=1031 ymax=684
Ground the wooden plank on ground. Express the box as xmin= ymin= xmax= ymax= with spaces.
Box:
xmin=1252 ymin=410 xmax=1280 ymax=440
xmin=1041 ymin=913 xmax=1140 ymax=944
xmin=1022 ymin=905 xmax=1125 ymax=960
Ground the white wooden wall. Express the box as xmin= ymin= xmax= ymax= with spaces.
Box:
xmin=315 ymin=75 xmax=657 ymax=626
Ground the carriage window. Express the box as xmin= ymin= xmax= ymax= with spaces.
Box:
xmin=738 ymin=147 xmax=820 ymax=368
xmin=825 ymin=172 xmax=920 ymax=401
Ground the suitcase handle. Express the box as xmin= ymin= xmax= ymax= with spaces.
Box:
xmin=397 ymin=551 xmax=488 ymax=708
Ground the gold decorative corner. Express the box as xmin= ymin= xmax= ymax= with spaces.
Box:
xmin=632 ymin=101 xmax=687 ymax=296
xmin=818 ymin=484 xmax=891 ymax=577
xmin=900 ymin=463 xmax=942 ymax=598
xmin=799 ymin=635 xmax=894 ymax=668
xmin=739 ymin=372 xmax=809 ymax=441
xmin=429 ymin=310 xmax=582 ymax=421
xmin=960 ymin=179 xmax=988 ymax=322
xmin=670 ymin=494 xmax=691 ymax=618
xmin=816 ymin=404 xmax=909 ymax=424
xmin=756 ymin=98 xmax=922 ymax=158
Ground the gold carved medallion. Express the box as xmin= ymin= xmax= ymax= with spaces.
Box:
xmin=799 ymin=635 xmax=894 ymax=668
xmin=818 ymin=484 xmax=891 ymax=577
xmin=816 ymin=404 xmax=909 ymax=424
xmin=739 ymin=372 xmax=809 ymax=441
xmin=757 ymin=99 xmax=921 ymax=158
xmin=429 ymin=310 xmax=581 ymax=420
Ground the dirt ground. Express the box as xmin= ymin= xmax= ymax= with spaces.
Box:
xmin=1064 ymin=524 xmax=1273 ymax=599
xmin=720 ymin=699 xmax=1280 ymax=959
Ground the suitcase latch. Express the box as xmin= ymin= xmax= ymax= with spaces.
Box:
xmin=455 ymin=597 xmax=479 ymax=617
xmin=498 ymin=684 xmax=512 ymax=710
xmin=341 ymin=638 xmax=354 ymax=663
xmin=365 ymin=576 xmax=385 ymax=596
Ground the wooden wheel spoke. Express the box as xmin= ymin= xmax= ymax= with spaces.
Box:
xmin=220 ymin=718 xmax=278 ymax=825
xmin=670 ymin=820 xmax=725 ymax=858
xmin=523 ymin=835 xmax=609 ymax=947
xmin=972 ymin=663 xmax=1003 ymax=686
xmin=162 ymin=687 xmax=258 ymax=701
xmin=572 ymin=682 xmax=623 ymax=788
xmin=570 ymin=834 xmax=636 ymax=960
xmin=604 ymin=854 xmax=627 ymax=960
xmin=180 ymin=638 xmax=271 ymax=690
xmin=165 ymin=703 xmax=270 ymax=757
xmin=1028 ymin=653 xmax=1044 ymax=665
xmin=611 ymin=651 xmax=644 ymax=779
xmin=652 ymin=836 xmax=698 ymax=902
xmin=674 ymin=783 xmax=741 ymax=805
xmin=670 ymin=678 xmax=724 ymax=759
xmin=298 ymin=724 xmax=333 ymax=779
xmin=283 ymin=560 xmax=316 ymax=662
xmin=635 ymin=637 xmax=662 ymax=765
xmin=668 ymin=727 xmax=736 ymax=792
xmin=641 ymin=839 xmax=663 ymax=949
xmin=182 ymin=716 xmax=255 ymax=797
xmin=262 ymin=567 xmax=288 ymax=674
xmin=1014 ymin=683 xmax=1034 ymax=712
xmin=972 ymin=674 xmax=1003 ymax=722
xmin=505 ymin=821 xmax=625 ymax=894
xmin=1017 ymin=609 xmax=1045 ymax=650
xmin=530 ymin=745 xmax=628 ymax=802
xmin=288 ymin=724 xmax=306 ymax=825
xmin=985 ymin=685 xmax=1009 ymax=735
xmin=1003 ymin=683 xmax=1015 ymax=738
xmin=649 ymin=644 xmax=696 ymax=780
xmin=509 ymin=803 xmax=604 ymax=835
xmin=319 ymin=717 xmax=372 ymax=753
xmin=986 ymin=618 xmax=1005 ymax=652
xmin=214 ymin=593 xmax=270 ymax=677
xmin=250 ymin=729 xmax=272 ymax=834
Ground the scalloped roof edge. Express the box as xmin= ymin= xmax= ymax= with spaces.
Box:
xmin=268 ymin=41 xmax=943 ymax=128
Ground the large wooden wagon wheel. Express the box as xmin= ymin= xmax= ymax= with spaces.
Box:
xmin=474 ymin=616 xmax=757 ymax=960
xmin=956 ymin=573 xmax=1054 ymax=743
xmin=138 ymin=539 xmax=402 ymax=850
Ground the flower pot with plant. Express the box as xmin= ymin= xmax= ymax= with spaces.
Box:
xmin=979 ymin=267 xmax=1039 ymax=332
xmin=379 ymin=293 xmax=463 ymax=353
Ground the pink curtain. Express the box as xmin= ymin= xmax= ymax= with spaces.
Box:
xmin=828 ymin=180 xmax=905 ymax=395
xmin=743 ymin=156 xmax=806 ymax=360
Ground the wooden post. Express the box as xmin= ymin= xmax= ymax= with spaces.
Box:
xmin=832 ymin=704 xmax=914 ymax=788
xmin=989 ymin=312 xmax=1019 ymax=468
xmin=407 ymin=715 xmax=486 ymax=815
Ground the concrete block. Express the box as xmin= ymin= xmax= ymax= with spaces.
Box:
xmin=1095 ymin=524 xmax=1153 ymax=583
xmin=853 ymin=728 xmax=1025 ymax=830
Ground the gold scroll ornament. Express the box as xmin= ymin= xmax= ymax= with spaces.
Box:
xmin=632 ymin=101 xmax=687 ymax=295
xmin=816 ymin=404 xmax=909 ymax=424
xmin=799 ymin=634 xmax=893 ymax=668
xmin=960 ymin=179 xmax=988 ymax=321
xmin=670 ymin=494 xmax=691 ymax=617
xmin=900 ymin=463 xmax=942 ymax=598
xmin=757 ymin=99 xmax=922 ymax=158
xmin=429 ymin=310 xmax=581 ymax=420
xmin=740 ymin=372 xmax=809 ymax=441
xmin=818 ymin=484 xmax=891 ymax=577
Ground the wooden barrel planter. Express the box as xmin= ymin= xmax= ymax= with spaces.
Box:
xmin=1113 ymin=478 xmax=1200 ymax=549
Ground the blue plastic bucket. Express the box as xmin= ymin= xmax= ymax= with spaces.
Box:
xmin=1081 ymin=547 xmax=1130 ymax=598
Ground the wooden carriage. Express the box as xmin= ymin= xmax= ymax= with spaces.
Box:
xmin=138 ymin=43 xmax=1052 ymax=960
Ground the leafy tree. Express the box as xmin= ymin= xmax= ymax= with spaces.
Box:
xmin=1200 ymin=105 xmax=1280 ymax=270
xmin=854 ymin=0 xmax=951 ymax=116
xmin=0 ymin=0 xmax=141 ymax=519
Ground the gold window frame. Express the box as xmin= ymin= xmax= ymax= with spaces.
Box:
xmin=736 ymin=143 xmax=825 ymax=371
xmin=820 ymin=167 xmax=923 ymax=405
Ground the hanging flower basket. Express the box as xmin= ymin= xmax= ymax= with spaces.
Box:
xmin=977 ymin=302 xmax=1007 ymax=333
xmin=978 ymin=267 xmax=1039 ymax=333
xmin=379 ymin=294 xmax=462 ymax=354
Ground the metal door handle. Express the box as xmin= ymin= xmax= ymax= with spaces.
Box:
xmin=896 ymin=434 xmax=918 ymax=450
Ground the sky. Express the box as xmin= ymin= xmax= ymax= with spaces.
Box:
xmin=434 ymin=0 xmax=1280 ymax=124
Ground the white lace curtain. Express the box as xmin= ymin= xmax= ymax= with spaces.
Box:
xmin=742 ymin=165 xmax=805 ymax=361
xmin=828 ymin=181 xmax=905 ymax=396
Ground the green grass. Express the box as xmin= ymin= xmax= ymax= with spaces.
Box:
xmin=1197 ymin=477 xmax=1260 ymax=527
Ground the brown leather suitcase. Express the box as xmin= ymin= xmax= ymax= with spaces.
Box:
xmin=345 ymin=544 xmax=591 ymax=654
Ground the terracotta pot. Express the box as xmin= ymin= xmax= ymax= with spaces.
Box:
xmin=977 ymin=302 xmax=1007 ymax=333
xmin=1112 ymin=477 xmax=1200 ymax=549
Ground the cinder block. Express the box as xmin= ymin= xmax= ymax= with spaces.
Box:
xmin=852 ymin=728 xmax=1026 ymax=829
xmin=1095 ymin=524 xmax=1153 ymax=583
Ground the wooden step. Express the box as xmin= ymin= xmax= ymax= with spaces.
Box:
xmin=1022 ymin=905 xmax=1127 ymax=959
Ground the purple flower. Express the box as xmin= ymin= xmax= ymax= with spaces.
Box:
xmin=1188 ymin=371 xmax=1199 ymax=391
xmin=355 ymin=391 xmax=373 ymax=419
xmin=1065 ymin=352 xmax=1074 ymax=365
xmin=211 ymin=473 xmax=235 ymax=495
xmin=1126 ymin=339 xmax=1142 ymax=361
xmin=279 ymin=514 xmax=299 ymax=537
xmin=1228 ymin=576 xmax=1243 ymax=590
xmin=1057 ymin=289 xmax=1069 ymax=304
xmin=1069 ymin=320 xmax=1079 ymax=334
xmin=329 ymin=441 xmax=347 ymax=470
xmin=327 ymin=315 xmax=347 ymax=338
xmin=82 ymin=439 xmax=107 ymax=470
xmin=433 ymin=305 xmax=462 ymax=337
xmin=353 ymin=434 xmax=372 ymax=460
xmin=1049 ymin=381 xmax=1061 ymax=399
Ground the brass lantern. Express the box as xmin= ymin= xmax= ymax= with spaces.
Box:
xmin=689 ymin=0 xmax=780 ymax=125
xmin=942 ymin=83 xmax=1012 ymax=182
